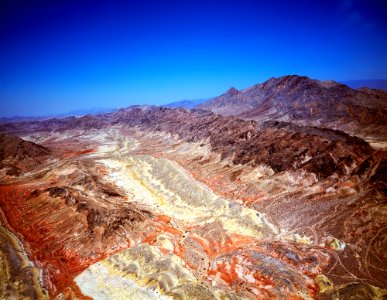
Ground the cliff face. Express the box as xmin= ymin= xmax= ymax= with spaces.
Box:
xmin=198 ymin=75 xmax=387 ymax=141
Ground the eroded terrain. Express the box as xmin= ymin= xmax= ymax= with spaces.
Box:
xmin=0 ymin=107 xmax=386 ymax=299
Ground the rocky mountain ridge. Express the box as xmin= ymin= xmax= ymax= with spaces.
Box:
xmin=0 ymin=106 xmax=380 ymax=183
xmin=198 ymin=75 xmax=387 ymax=142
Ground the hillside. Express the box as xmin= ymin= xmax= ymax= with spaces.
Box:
xmin=198 ymin=75 xmax=387 ymax=144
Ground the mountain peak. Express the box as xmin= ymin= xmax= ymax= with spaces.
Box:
xmin=197 ymin=75 xmax=387 ymax=139
xmin=225 ymin=87 xmax=239 ymax=96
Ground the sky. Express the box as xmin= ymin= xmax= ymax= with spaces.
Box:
xmin=1 ymin=0 xmax=386 ymax=117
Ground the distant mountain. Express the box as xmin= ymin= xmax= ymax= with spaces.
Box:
xmin=341 ymin=79 xmax=387 ymax=91
xmin=0 ymin=116 xmax=48 ymax=124
xmin=54 ymin=107 xmax=118 ymax=117
xmin=162 ymin=98 xmax=208 ymax=109
xmin=198 ymin=75 xmax=387 ymax=141
xmin=0 ymin=107 xmax=117 ymax=123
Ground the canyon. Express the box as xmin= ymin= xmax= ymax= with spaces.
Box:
xmin=0 ymin=76 xmax=386 ymax=300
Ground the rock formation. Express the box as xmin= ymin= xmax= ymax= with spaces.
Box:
xmin=198 ymin=75 xmax=387 ymax=144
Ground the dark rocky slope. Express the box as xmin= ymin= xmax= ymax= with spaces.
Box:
xmin=112 ymin=107 xmax=376 ymax=180
xmin=0 ymin=133 xmax=51 ymax=176
xmin=198 ymin=75 xmax=387 ymax=141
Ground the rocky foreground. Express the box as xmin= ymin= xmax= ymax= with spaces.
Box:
xmin=0 ymin=105 xmax=386 ymax=300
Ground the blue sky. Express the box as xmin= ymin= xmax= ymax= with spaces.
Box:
xmin=1 ymin=0 xmax=386 ymax=116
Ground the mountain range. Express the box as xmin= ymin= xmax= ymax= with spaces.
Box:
xmin=341 ymin=79 xmax=387 ymax=91
xmin=0 ymin=74 xmax=386 ymax=300
xmin=162 ymin=98 xmax=208 ymax=109
xmin=0 ymin=107 xmax=118 ymax=123
xmin=2 ymin=77 xmax=385 ymax=121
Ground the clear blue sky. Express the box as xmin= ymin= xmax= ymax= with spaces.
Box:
xmin=1 ymin=0 xmax=386 ymax=116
